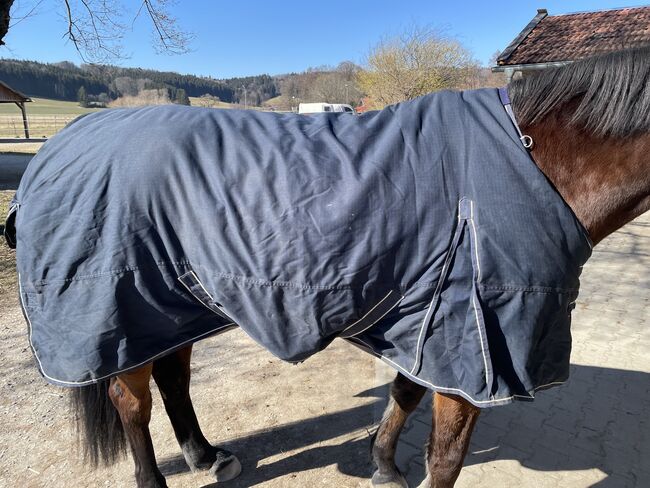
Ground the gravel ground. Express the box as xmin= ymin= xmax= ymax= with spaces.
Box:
xmin=0 ymin=316 xmax=381 ymax=488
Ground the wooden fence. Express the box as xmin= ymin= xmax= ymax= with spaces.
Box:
xmin=0 ymin=115 xmax=79 ymax=139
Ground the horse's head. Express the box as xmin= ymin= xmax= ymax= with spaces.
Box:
xmin=508 ymin=46 xmax=650 ymax=245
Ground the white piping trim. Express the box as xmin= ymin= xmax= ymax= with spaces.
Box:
xmin=21 ymin=274 xmax=48 ymax=383
xmin=409 ymin=269 xmax=446 ymax=375
xmin=178 ymin=270 xmax=232 ymax=320
xmin=469 ymin=201 xmax=482 ymax=282
xmin=503 ymin=103 xmax=534 ymax=149
xmin=340 ymin=291 xmax=394 ymax=333
xmin=347 ymin=336 xmax=566 ymax=406
xmin=20 ymin=274 xmax=237 ymax=386
xmin=192 ymin=270 xmax=215 ymax=301
xmin=467 ymin=202 xmax=490 ymax=388
xmin=472 ymin=293 xmax=491 ymax=389
xmin=339 ymin=291 xmax=403 ymax=338
xmin=409 ymin=201 xmax=465 ymax=375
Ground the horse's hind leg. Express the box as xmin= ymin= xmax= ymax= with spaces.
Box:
xmin=418 ymin=393 xmax=480 ymax=488
xmin=152 ymin=345 xmax=241 ymax=482
xmin=109 ymin=364 xmax=167 ymax=488
xmin=371 ymin=373 xmax=427 ymax=487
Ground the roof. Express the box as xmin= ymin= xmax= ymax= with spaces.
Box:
xmin=0 ymin=80 xmax=31 ymax=102
xmin=497 ymin=6 xmax=650 ymax=66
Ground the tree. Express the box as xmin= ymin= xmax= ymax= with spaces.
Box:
xmin=277 ymin=62 xmax=363 ymax=109
xmin=357 ymin=27 xmax=477 ymax=108
xmin=174 ymin=88 xmax=190 ymax=105
xmin=77 ymin=85 xmax=88 ymax=107
xmin=112 ymin=77 xmax=139 ymax=97
xmin=0 ymin=1 xmax=192 ymax=63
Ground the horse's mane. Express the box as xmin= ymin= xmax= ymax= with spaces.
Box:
xmin=508 ymin=46 xmax=650 ymax=138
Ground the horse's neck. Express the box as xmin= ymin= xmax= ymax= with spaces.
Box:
xmin=524 ymin=114 xmax=650 ymax=245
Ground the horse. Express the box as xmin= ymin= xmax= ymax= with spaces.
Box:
xmin=6 ymin=46 xmax=649 ymax=488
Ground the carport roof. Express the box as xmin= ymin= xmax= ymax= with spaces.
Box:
xmin=0 ymin=80 xmax=31 ymax=103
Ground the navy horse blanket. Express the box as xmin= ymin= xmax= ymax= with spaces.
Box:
xmin=11 ymin=88 xmax=592 ymax=407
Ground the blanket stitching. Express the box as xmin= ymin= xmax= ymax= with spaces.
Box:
xmin=346 ymin=336 xmax=566 ymax=406
xmin=21 ymin=272 xmax=238 ymax=387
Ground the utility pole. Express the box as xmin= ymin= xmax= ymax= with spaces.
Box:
xmin=241 ymin=85 xmax=247 ymax=110
xmin=345 ymin=83 xmax=349 ymax=104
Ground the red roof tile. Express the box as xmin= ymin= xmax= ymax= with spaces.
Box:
xmin=499 ymin=6 xmax=650 ymax=65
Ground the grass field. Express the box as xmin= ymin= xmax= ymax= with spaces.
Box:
xmin=0 ymin=97 xmax=100 ymax=138
xmin=188 ymin=97 xmax=270 ymax=111
xmin=0 ymin=142 xmax=42 ymax=154
xmin=0 ymin=97 xmax=101 ymax=115
xmin=0 ymin=96 xmax=274 ymax=139
xmin=188 ymin=97 xmax=239 ymax=109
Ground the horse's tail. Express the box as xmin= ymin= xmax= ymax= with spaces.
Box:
xmin=70 ymin=380 xmax=126 ymax=467
xmin=4 ymin=201 xmax=18 ymax=249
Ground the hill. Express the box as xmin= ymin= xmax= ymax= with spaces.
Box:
xmin=0 ymin=59 xmax=279 ymax=106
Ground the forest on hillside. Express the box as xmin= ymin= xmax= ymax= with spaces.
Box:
xmin=0 ymin=59 xmax=278 ymax=105
xmin=0 ymin=28 xmax=503 ymax=111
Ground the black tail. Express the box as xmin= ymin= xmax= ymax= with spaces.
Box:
xmin=4 ymin=203 xmax=17 ymax=249
xmin=70 ymin=381 xmax=127 ymax=467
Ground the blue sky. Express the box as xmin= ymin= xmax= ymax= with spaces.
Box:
xmin=3 ymin=1 xmax=644 ymax=78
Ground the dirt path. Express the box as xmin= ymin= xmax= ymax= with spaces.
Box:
xmin=0 ymin=186 xmax=384 ymax=488
xmin=0 ymin=310 xmax=382 ymax=488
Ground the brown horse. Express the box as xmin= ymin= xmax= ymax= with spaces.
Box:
xmin=53 ymin=46 xmax=650 ymax=487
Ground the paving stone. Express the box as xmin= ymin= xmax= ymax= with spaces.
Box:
xmin=395 ymin=213 xmax=650 ymax=487
xmin=470 ymin=420 xmax=508 ymax=445
xmin=453 ymin=468 xmax=483 ymax=488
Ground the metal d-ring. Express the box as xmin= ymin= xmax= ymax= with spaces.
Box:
xmin=520 ymin=135 xmax=534 ymax=149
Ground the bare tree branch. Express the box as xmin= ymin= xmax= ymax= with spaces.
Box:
xmin=8 ymin=0 xmax=45 ymax=29
xmin=142 ymin=0 xmax=192 ymax=55
xmin=0 ymin=0 xmax=192 ymax=62
xmin=61 ymin=0 xmax=126 ymax=62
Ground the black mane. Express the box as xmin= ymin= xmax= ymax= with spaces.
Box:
xmin=508 ymin=46 xmax=650 ymax=138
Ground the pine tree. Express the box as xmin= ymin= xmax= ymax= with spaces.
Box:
xmin=77 ymin=86 xmax=88 ymax=107
xmin=174 ymin=88 xmax=190 ymax=105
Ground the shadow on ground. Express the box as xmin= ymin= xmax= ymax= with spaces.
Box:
xmin=0 ymin=152 xmax=31 ymax=190
xmin=403 ymin=364 xmax=649 ymax=487
xmin=157 ymin=363 xmax=648 ymax=487
xmin=157 ymin=385 xmax=387 ymax=487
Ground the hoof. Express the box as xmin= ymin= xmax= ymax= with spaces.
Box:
xmin=371 ymin=470 xmax=408 ymax=488
xmin=209 ymin=452 xmax=242 ymax=483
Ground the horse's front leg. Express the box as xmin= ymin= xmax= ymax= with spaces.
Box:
xmin=372 ymin=372 xmax=427 ymax=487
xmin=152 ymin=345 xmax=241 ymax=482
xmin=109 ymin=364 xmax=167 ymax=488
xmin=418 ymin=393 xmax=480 ymax=488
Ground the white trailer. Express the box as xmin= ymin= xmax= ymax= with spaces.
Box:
xmin=298 ymin=102 xmax=355 ymax=114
